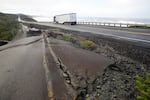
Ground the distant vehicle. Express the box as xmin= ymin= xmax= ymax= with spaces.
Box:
xmin=53 ymin=13 xmax=77 ymax=25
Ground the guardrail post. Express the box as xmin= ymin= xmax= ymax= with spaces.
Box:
xmin=127 ymin=24 xmax=129 ymax=27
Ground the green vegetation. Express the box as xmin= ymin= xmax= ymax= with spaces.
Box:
xmin=80 ymin=40 xmax=96 ymax=50
xmin=62 ymin=34 xmax=97 ymax=50
xmin=135 ymin=73 xmax=150 ymax=100
xmin=129 ymin=25 xmax=150 ymax=29
xmin=0 ymin=13 xmax=19 ymax=41
xmin=63 ymin=34 xmax=73 ymax=42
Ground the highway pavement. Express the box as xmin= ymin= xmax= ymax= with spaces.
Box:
xmin=26 ymin=22 xmax=150 ymax=47
xmin=1 ymin=20 xmax=148 ymax=100
xmin=0 ymin=36 xmax=48 ymax=100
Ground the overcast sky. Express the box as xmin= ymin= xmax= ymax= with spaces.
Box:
xmin=0 ymin=0 xmax=150 ymax=20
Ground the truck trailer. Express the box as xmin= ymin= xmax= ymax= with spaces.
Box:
xmin=53 ymin=13 xmax=76 ymax=25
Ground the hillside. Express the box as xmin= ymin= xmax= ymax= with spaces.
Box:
xmin=0 ymin=13 xmax=36 ymax=41
xmin=0 ymin=12 xmax=19 ymax=41
xmin=19 ymin=14 xmax=36 ymax=22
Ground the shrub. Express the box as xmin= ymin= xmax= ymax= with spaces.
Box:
xmin=0 ymin=13 xmax=19 ymax=41
xmin=63 ymin=34 xmax=73 ymax=42
xmin=80 ymin=40 xmax=96 ymax=50
xmin=129 ymin=25 xmax=150 ymax=29
xmin=135 ymin=73 xmax=150 ymax=100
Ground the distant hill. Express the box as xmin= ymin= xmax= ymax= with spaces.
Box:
xmin=19 ymin=14 xmax=37 ymax=22
xmin=0 ymin=12 xmax=36 ymax=41
xmin=0 ymin=12 xmax=19 ymax=41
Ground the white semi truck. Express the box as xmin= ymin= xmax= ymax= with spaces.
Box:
xmin=53 ymin=13 xmax=77 ymax=25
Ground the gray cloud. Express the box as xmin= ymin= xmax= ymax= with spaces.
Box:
xmin=0 ymin=0 xmax=150 ymax=19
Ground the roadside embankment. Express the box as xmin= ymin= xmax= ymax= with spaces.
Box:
xmin=0 ymin=13 xmax=19 ymax=41
xmin=46 ymin=27 xmax=150 ymax=100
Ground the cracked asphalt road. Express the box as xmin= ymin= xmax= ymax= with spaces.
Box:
xmin=0 ymin=36 xmax=48 ymax=100
xmin=50 ymin=38 xmax=114 ymax=78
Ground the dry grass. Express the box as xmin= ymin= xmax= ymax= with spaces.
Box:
xmin=80 ymin=40 xmax=96 ymax=50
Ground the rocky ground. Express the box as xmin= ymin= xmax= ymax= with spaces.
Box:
xmin=46 ymin=27 xmax=150 ymax=100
